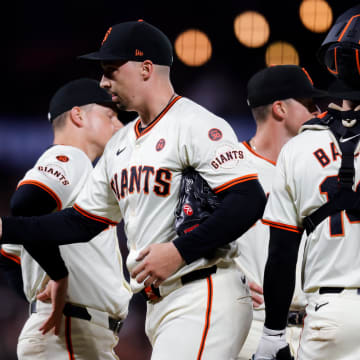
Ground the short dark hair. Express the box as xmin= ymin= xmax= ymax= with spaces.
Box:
xmin=251 ymin=104 xmax=272 ymax=123
xmin=51 ymin=111 xmax=68 ymax=131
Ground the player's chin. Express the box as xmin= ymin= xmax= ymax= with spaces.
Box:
xmin=116 ymin=103 xmax=127 ymax=111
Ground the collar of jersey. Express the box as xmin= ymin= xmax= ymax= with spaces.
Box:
xmin=243 ymin=140 xmax=276 ymax=166
xmin=134 ymin=95 xmax=182 ymax=139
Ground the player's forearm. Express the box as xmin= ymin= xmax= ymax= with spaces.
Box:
xmin=174 ymin=179 xmax=267 ymax=263
xmin=263 ymin=227 xmax=301 ymax=330
xmin=0 ymin=208 xmax=109 ymax=281
xmin=1 ymin=208 xmax=108 ymax=246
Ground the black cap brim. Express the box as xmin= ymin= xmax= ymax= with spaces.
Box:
xmin=97 ymin=100 xmax=119 ymax=111
xmin=78 ymin=52 xmax=130 ymax=61
xmin=304 ymin=88 xmax=328 ymax=99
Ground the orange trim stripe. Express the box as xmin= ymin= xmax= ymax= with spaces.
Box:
xmin=134 ymin=96 xmax=182 ymax=139
xmin=327 ymin=47 xmax=338 ymax=75
xmin=338 ymin=15 xmax=360 ymax=41
xmin=242 ymin=141 xmax=276 ymax=165
xmin=18 ymin=180 xmax=62 ymax=210
xmin=73 ymin=203 xmax=118 ymax=226
xmin=261 ymin=219 xmax=302 ymax=233
xmin=0 ymin=248 xmax=21 ymax=264
xmin=197 ymin=276 xmax=213 ymax=360
xmin=356 ymin=49 xmax=360 ymax=76
xmin=65 ymin=317 xmax=75 ymax=360
xmin=213 ymin=174 xmax=258 ymax=194
xmin=317 ymin=111 xmax=328 ymax=119
xmin=301 ymin=67 xmax=314 ymax=85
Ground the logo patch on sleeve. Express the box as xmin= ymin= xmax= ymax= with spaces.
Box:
xmin=156 ymin=138 xmax=166 ymax=151
xmin=210 ymin=144 xmax=244 ymax=169
xmin=56 ymin=155 xmax=69 ymax=162
xmin=208 ymin=128 xmax=223 ymax=141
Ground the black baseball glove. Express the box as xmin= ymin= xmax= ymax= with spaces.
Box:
xmin=174 ymin=167 xmax=221 ymax=235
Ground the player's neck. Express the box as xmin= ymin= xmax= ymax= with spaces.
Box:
xmin=53 ymin=131 xmax=98 ymax=162
xmin=137 ymin=84 xmax=175 ymax=127
xmin=251 ymin=122 xmax=289 ymax=163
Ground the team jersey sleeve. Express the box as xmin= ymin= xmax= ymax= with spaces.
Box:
xmin=18 ymin=147 xmax=91 ymax=210
xmin=262 ymin=146 xmax=302 ymax=233
xmin=178 ymin=106 xmax=258 ymax=193
xmin=74 ymin=152 xmax=122 ymax=225
xmin=1 ymin=244 xmax=21 ymax=263
xmin=0 ymin=245 xmax=26 ymax=300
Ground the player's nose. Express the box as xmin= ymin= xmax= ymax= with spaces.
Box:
xmin=100 ymin=75 xmax=111 ymax=89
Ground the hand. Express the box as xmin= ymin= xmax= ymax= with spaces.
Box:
xmin=253 ymin=326 xmax=293 ymax=360
xmin=249 ymin=281 xmax=264 ymax=308
xmin=37 ymin=276 xmax=68 ymax=335
xmin=37 ymin=280 xmax=53 ymax=302
xmin=131 ymin=243 xmax=185 ymax=287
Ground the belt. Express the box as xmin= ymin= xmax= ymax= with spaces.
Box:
xmin=319 ymin=287 xmax=360 ymax=295
xmin=141 ymin=265 xmax=217 ymax=302
xmin=30 ymin=301 xmax=123 ymax=333
xmin=287 ymin=310 xmax=305 ymax=326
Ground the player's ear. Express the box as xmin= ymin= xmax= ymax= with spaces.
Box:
xmin=141 ymin=60 xmax=154 ymax=80
xmin=271 ymin=100 xmax=287 ymax=121
xmin=69 ymin=106 xmax=85 ymax=128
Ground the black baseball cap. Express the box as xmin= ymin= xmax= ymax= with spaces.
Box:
xmin=78 ymin=20 xmax=173 ymax=66
xmin=48 ymin=78 xmax=115 ymax=122
xmin=247 ymin=65 xmax=327 ymax=108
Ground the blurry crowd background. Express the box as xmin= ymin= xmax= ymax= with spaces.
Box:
xmin=2 ymin=1 xmax=356 ymax=359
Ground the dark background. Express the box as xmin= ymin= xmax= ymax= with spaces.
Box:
xmin=1 ymin=1 xmax=359 ymax=359
xmin=10 ymin=0 xmax=358 ymax=119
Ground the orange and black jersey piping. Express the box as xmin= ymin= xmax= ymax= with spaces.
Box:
xmin=262 ymin=219 xmax=302 ymax=234
xmin=134 ymin=95 xmax=182 ymax=139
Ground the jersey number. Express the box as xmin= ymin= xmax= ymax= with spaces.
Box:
xmin=320 ymin=176 xmax=360 ymax=236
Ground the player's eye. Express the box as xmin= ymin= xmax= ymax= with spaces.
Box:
xmin=294 ymin=98 xmax=320 ymax=113
xmin=103 ymin=66 xmax=117 ymax=79
xmin=101 ymin=60 xmax=127 ymax=79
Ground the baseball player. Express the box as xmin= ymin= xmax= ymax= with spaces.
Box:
xmin=254 ymin=5 xmax=360 ymax=360
xmin=0 ymin=78 xmax=132 ymax=359
xmin=236 ymin=65 xmax=325 ymax=360
xmin=0 ymin=20 xmax=267 ymax=359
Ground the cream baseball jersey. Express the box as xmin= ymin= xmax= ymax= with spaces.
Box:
xmin=75 ymin=96 xmax=258 ymax=293
xmin=236 ymin=141 xmax=275 ymax=292
xmin=263 ymin=127 xmax=360 ymax=292
xmin=236 ymin=142 xmax=306 ymax=315
xmin=2 ymin=145 xmax=131 ymax=318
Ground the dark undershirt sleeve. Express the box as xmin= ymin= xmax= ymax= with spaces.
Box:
xmin=2 ymin=184 xmax=110 ymax=280
xmin=0 ymin=184 xmax=58 ymax=296
xmin=2 ymin=208 xmax=109 ymax=247
xmin=174 ymin=179 xmax=267 ymax=263
xmin=11 ymin=184 xmax=59 ymax=216
xmin=2 ymin=208 xmax=109 ymax=280
xmin=263 ymin=227 xmax=302 ymax=330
